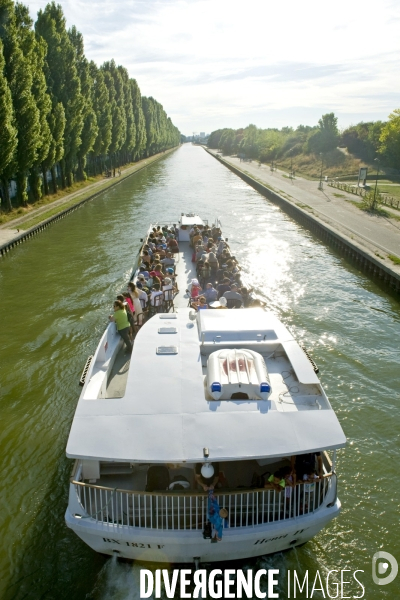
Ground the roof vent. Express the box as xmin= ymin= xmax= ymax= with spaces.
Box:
xmin=156 ymin=346 xmax=178 ymax=355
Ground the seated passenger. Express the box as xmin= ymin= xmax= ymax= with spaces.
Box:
xmin=161 ymin=252 xmax=176 ymax=267
xmin=167 ymin=237 xmax=179 ymax=253
xmin=223 ymin=284 xmax=243 ymax=308
xmin=202 ymin=260 xmax=211 ymax=280
xmin=136 ymin=273 xmax=146 ymax=287
xmin=141 ymin=250 xmax=151 ymax=265
xmin=191 ymin=229 xmax=202 ymax=247
xmin=217 ymin=278 xmax=231 ymax=299
xmin=152 ymin=263 xmax=165 ymax=282
xmin=134 ymin=283 xmax=148 ymax=309
xmin=216 ymin=240 xmax=226 ymax=256
xmin=195 ymin=245 xmax=206 ymax=262
xmin=195 ymin=462 xmax=220 ymax=491
xmin=216 ymin=266 xmax=227 ymax=283
xmin=241 ymin=287 xmax=252 ymax=307
xmin=189 ymin=278 xmax=202 ymax=300
xmin=150 ymin=283 xmax=163 ymax=306
xmin=163 ymin=276 xmax=176 ymax=294
xmin=203 ymin=282 xmax=218 ymax=304
xmin=207 ymin=251 xmax=219 ymax=268
xmin=191 ymin=295 xmax=208 ymax=310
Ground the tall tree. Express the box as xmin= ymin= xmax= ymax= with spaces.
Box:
xmin=69 ymin=25 xmax=97 ymax=180
xmin=0 ymin=38 xmax=17 ymax=210
xmin=379 ymin=109 xmax=400 ymax=169
xmin=89 ymin=61 xmax=111 ymax=174
xmin=15 ymin=2 xmax=52 ymax=201
xmin=102 ymin=62 xmax=125 ymax=174
xmin=130 ymin=78 xmax=146 ymax=160
xmin=142 ymin=96 xmax=156 ymax=156
xmin=1 ymin=0 xmax=40 ymax=205
xmin=118 ymin=65 xmax=135 ymax=164
xmin=36 ymin=2 xmax=84 ymax=187
xmin=307 ymin=113 xmax=339 ymax=154
xmin=41 ymin=101 xmax=65 ymax=194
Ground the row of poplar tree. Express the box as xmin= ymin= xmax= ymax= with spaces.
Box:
xmin=0 ymin=1 xmax=181 ymax=211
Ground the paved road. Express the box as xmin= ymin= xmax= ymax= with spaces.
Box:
xmin=211 ymin=152 xmax=400 ymax=261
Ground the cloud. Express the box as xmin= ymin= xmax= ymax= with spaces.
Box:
xmin=26 ymin=0 xmax=400 ymax=133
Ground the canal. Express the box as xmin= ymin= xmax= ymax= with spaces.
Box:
xmin=0 ymin=144 xmax=399 ymax=599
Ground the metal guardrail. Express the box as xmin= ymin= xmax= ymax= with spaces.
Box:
xmin=71 ymin=475 xmax=333 ymax=530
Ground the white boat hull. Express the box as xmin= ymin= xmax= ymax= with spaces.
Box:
xmin=65 ymin=501 xmax=340 ymax=563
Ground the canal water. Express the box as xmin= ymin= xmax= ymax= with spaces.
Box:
xmin=0 ymin=144 xmax=399 ymax=599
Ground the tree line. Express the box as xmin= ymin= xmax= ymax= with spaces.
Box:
xmin=0 ymin=1 xmax=181 ymax=211
xmin=208 ymin=111 xmax=400 ymax=170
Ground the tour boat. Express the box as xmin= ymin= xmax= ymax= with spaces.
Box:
xmin=65 ymin=214 xmax=346 ymax=564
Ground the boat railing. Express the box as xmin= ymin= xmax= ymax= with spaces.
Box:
xmin=70 ymin=474 xmax=335 ymax=531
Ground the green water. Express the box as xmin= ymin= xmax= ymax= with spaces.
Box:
xmin=0 ymin=145 xmax=399 ymax=599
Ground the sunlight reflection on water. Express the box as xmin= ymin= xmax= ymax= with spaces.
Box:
xmin=0 ymin=145 xmax=399 ymax=600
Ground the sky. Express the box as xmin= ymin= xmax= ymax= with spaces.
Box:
xmin=26 ymin=0 xmax=400 ymax=136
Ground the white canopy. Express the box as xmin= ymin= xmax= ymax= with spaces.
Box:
xmin=66 ymin=309 xmax=346 ymax=462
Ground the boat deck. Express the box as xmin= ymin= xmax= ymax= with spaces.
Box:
xmin=88 ymin=457 xmax=290 ymax=493
xmin=105 ymin=241 xmax=196 ymax=397
xmin=171 ymin=240 xmax=198 ymax=309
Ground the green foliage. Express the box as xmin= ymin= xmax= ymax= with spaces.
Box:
xmin=388 ymin=254 xmax=400 ymax=265
xmin=1 ymin=3 xmax=40 ymax=205
xmin=220 ymin=129 xmax=237 ymax=155
xmin=36 ymin=2 xmax=84 ymax=187
xmin=0 ymin=0 xmax=179 ymax=209
xmin=379 ymin=109 xmax=400 ymax=169
xmin=141 ymin=96 xmax=179 ymax=157
xmin=340 ymin=121 xmax=384 ymax=163
xmin=15 ymin=3 xmax=52 ymax=200
xmin=306 ymin=113 xmax=339 ymax=154
xmin=69 ymin=26 xmax=98 ymax=180
xmin=89 ymin=61 xmax=112 ymax=159
xmin=0 ymin=39 xmax=17 ymax=209
xmin=130 ymin=78 xmax=147 ymax=160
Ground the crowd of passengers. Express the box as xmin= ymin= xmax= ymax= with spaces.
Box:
xmin=108 ymin=223 xmax=258 ymax=352
xmin=187 ymin=224 xmax=254 ymax=310
xmin=109 ymin=224 xmax=180 ymax=353
xmin=148 ymin=453 xmax=326 ymax=511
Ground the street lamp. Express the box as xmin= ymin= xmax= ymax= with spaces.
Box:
xmin=318 ymin=153 xmax=323 ymax=190
xmin=290 ymin=148 xmax=293 ymax=180
xmin=373 ymin=158 xmax=380 ymax=210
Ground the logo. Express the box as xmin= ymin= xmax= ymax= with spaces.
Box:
xmin=372 ymin=551 xmax=398 ymax=586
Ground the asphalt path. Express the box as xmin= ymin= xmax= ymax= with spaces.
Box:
xmin=212 ymin=152 xmax=400 ymax=261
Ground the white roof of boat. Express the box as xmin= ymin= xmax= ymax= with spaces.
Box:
xmin=180 ymin=214 xmax=204 ymax=226
xmin=66 ymin=308 xmax=346 ymax=462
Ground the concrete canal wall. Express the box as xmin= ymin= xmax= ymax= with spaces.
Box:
xmin=208 ymin=149 xmax=400 ymax=294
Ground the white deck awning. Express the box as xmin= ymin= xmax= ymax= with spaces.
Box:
xmin=66 ymin=309 xmax=346 ymax=462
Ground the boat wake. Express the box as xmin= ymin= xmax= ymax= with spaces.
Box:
xmin=89 ymin=556 xmax=143 ymax=600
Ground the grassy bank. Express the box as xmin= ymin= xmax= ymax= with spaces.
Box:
xmin=0 ymin=174 xmax=106 ymax=226
xmin=271 ymin=148 xmax=366 ymax=179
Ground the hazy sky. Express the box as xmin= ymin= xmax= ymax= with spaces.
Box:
xmin=27 ymin=0 xmax=400 ymax=136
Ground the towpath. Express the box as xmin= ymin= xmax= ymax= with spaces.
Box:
xmin=208 ymin=150 xmax=400 ymax=268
